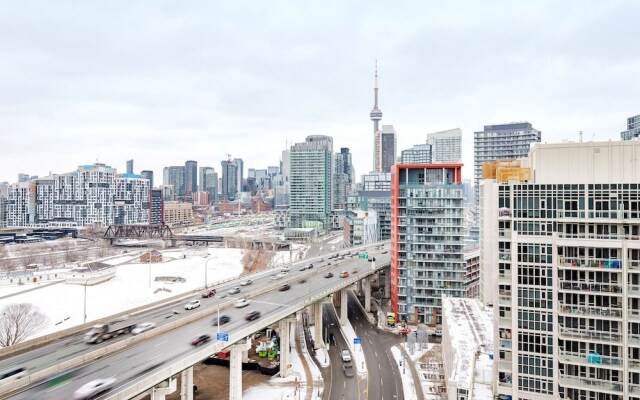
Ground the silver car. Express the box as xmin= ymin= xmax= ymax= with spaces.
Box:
xmin=73 ymin=378 xmax=116 ymax=399
xmin=228 ymin=287 xmax=241 ymax=295
xmin=132 ymin=322 xmax=156 ymax=335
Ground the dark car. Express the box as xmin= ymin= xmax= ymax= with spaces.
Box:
xmin=202 ymin=289 xmax=216 ymax=298
xmin=342 ymin=361 xmax=355 ymax=377
xmin=245 ymin=310 xmax=261 ymax=321
xmin=308 ymin=264 xmax=313 ymax=269
xmin=299 ymin=266 xmax=307 ymax=271
xmin=212 ymin=315 xmax=231 ymax=326
xmin=191 ymin=334 xmax=211 ymax=346
xmin=324 ymin=272 xmax=334 ymax=278
xmin=279 ymin=284 xmax=291 ymax=291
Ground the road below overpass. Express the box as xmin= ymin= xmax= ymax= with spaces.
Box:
xmin=3 ymin=244 xmax=390 ymax=399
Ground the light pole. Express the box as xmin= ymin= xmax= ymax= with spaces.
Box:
xmin=83 ymin=276 xmax=91 ymax=323
xmin=204 ymin=257 xmax=216 ymax=289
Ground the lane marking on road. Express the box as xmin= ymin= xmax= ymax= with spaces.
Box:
xmin=46 ymin=379 xmax=72 ymax=392
xmin=375 ymin=351 xmax=378 ymax=357
xmin=368 ymin=339 xmax=372 ymax=345
xmin=381 ymin=378 xmax=384 ymax=387
xmin=149 ymin=354 xmax=162 ymax=361
xmin=254 ymin=300 xmax=291 ymax=307
xmin=154 ymin=340 xmax=168 ymax=347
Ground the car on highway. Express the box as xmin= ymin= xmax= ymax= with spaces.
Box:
xmin=341 ymin=349 xmax=352 ymax=362
xmin=271 ymin=274 xmax=282 ymax=280
xmin=382 ymin=250 xmax=388 ymax=254
xmin=234 ymin=297 xmax=251 ymax=308
xmin=324 ymin=272 xmax=334 ymax=278
xmin=307 ymin=264 xmax=313 ymax=269
xmin=351 ymin=267 xmax=358 ymax=274
xmin=279 ymin=284 xmax=291 ymax=291
xmin=299 ymin=278 xmax=307 ymax=284
xmin=72 ymin=377 xmax=116 ymax=400
xmin=339 ymin=271 xmax=349 ymax=278
xmin=191 ymin=334 xmax=211 ymax=346
xmin=299 ymin=266 xmax=307 ymax=271
xmin=228 ymin=287 xmax=241 ymax=295
xmin=327 ymin=262 xmax=332 ymax=266
xmin=201 ymin=289 xmax=216 ymax=298
xmin=240 ymin=279 xmax=252 ymax=286
xmin=276 ymin=272 xmax=288 ymax=279
xmin=342 ymin=361 xmax=355 ymax=377
xmin=132 ymin=322 xmax=156 ymax=335
xmin=212 ymin=314 xmax=231 ymax=326
xmin=245 ymin=310 xmax=261 ymax=321
xmin=0 ymin=366 xmax=26 ymax=384
xmin=184 ymin=300 xmax=201 ymax=310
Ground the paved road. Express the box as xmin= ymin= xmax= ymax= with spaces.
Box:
xmin=323 ymin=304 xmax=365 ymax=400
xmin=4 ymin=244 xmax=390 ymax=399
xmin=347 ymin=291 xmax=403 ymax=400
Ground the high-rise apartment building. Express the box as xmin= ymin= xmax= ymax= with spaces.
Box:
xmin=481 ymin=140 xmax=640 ymax=400
xmin=390 ymin=164 xmax=465 ymax=324
xmin=149 ymin=189 xmax=163 ymax=225
xmin=126 ymin=159 xmax=134 ymax=175
xmin=18 ymin=173 xmax=30 ymax=183
xmin=140 ymin=170 xmax=154 ymax=188
xmin=348 ymin=172 xmax=392 ymax=240
xmin=474 ymin=122 xmax=541 ymax=211
xmin=375 ymin=125 xmax=397 ymax=173
xmin=163 ymin=166 xmax=186 ymax=198
xmin=333 ymin=148 xmax=355 ymax=210
xmin=399 ymin=143 xmax=432 ymax=164
xmin=289 ymin=135 xmax=333 ymax=231
xmin=234 ymin=158 xmax=244 ymax=194
xmin=427 ymin=128 xmax=462 ymax=163
xmin=221 ymin=160 xmax=238 ymax=200
xmin=184 ymin=160 xmax=198 ymax=196
xmin=6 ymin=163 xmax=149 ymax=227
xmin=621 ymin=113 xmax=640 ymax=141
xmin=199 ymin=167 xmax=218 ymax=202
xmin=274 ymin=150 xmax=291 ymax=207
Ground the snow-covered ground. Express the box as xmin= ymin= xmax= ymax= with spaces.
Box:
xmin=391 ymin=345 xmax=419 ymax=400
xmin=0 ymin=247 xmax=250 ymax=338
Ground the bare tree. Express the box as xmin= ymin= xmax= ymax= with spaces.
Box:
xmin=0 ymin=303 xmax=49 ymax=347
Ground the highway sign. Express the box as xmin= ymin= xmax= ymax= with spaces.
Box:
xmin=217 ymin=332 xmax=229 ymax=342
xmin=354 ymin=337 xmax=362 ymax=344
xmin=358 ymin=252 xmax=368 ymax=259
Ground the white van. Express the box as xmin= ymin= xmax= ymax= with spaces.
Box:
xmin=0 ymin=366 xmax=26 ymax=384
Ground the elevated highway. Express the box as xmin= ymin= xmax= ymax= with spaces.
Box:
xmin=1 ymin=241 xmax=391 ymax=400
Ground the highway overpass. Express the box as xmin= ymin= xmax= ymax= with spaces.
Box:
xmin=0 ymin=241 xmax=391 ymax=400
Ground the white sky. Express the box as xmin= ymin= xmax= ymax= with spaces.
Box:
xmin=1 ymin=1 xmax=639 ymax=183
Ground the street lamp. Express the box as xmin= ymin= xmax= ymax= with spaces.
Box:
xmin=83 ymin=276 xmax=91 ymax=323
xmin=204 ymin=257 xmax=216 ymax=289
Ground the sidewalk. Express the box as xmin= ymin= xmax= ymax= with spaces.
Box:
xmin=398 ymin=345 xmax=426 ymax=400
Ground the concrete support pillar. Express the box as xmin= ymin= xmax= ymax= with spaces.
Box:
xmin=179 ymin=367 xmax=193 ymax=400
xmin=340 ymin=288 xmax=348 ymax=326
xmin=314 ymin=302 xmax=323 ymax=349
xmin=278 ymin=315 xmax=296 ymax=378
xmin=229 ymin=338 xmax=252 ymax=400
xmin=357 ymin=279 xmax=363 ymax=295
xmin=363 ymin=277 xmax=372 ymax=312
xmin=383 ymin=271 xmax=390 ymax=298
xmin=242 ymin=349 xmax=249 ymax=363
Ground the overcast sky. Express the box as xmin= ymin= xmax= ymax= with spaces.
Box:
xmin=1 ymin=1 xmax=639 ymax=184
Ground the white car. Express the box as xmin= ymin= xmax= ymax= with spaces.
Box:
xmin=234 ymin=297 xmax=251 ymax=308
xmin=228 ymin=287 xmax=241 ymax=295
xmin=341 ymin=349 xmax=352 ymax=362
xmin=132 ymin=322 xmax=156 ymax=335
xmin=240 ymin=279 xmax=252 ymax=286
xmin=73 ymin=378 xmax=117 ymax=399
xmin=271 ymin=274 xmax=282 ymax=280
xmin=184 ymin=300 xmax=201 ymax=310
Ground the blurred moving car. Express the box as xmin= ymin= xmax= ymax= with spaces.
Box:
xmin=351 ymin=267 xmax=358 ymax=274
xmin=72 ymin=378 xmax=116 ymax=400
xmin=279 ymin=284 xmax=291 ymax=291
xmin=202 ymin=289 xmax=216 ymax=298
xmin=245 ymin=310 xmax=261 ymax=321
xmin=228 ymin=287 xmax=241 ymax=295
xmin=0 ymin=366 xmax=26 ymax=384
xmin=240 ymin=279 xmax=252 ymax=286
xmin=191 ymin=334 xmax=211 ymax=346
xmin=324 ymin=272 xmax=334 ymax=278
xmin=184 ymin=300 xmax=201 ymax=310
xmin=339 ymin=271 xmax=349 ymax=278
xmin=271 ymin=274 xmax=282 ymax=280
xmin=212 ymin=315 xmax=231 ymax=326
xmin=234 ymin=297 xmax=251 ymax=308
xmin=132 ymin=322 xmax=156 ymax=335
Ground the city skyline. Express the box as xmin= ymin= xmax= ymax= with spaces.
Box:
xmin=1 ymin=2 xmax=639 ymax=183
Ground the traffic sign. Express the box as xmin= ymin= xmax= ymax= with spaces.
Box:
xmin=354 ymin=337 xmax=362 ymax=344
xmin=358 ymin=252 xmax=368 ymax=259
xmin=217 ymin=332 xmax=229 ymax=342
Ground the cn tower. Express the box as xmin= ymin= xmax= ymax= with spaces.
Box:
xmin=370 ymin=61 xmax=383 ymax=171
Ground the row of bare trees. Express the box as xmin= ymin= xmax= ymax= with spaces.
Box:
xmin=0 ymin=303 xmax=48 ymax=347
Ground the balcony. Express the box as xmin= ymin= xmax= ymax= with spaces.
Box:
xmin=498 ymin=229 xmax=511 ymax=239
xmin=630 ymin=284 xmax=640 ymax=296
xmin=559 ymin=375 xmax=623 ymax=394
xmin=498 ymin=252 xmax=511 ymax=261
xmin=558 ymin=326 xmax=622 ymax=343
xmin=558 ymin=280 xmax=622 ymax=294
xmin=558 ymin=305 xmax=622 ymax=319
xmin=630 ymin=310 xmax=640 ymax=322
xmin=498 ymin=274 xmax=511 ymax=284
xmin=630 ymin=260 xmax=640 ymax=271
xmin=630 ymin=384 xmax=640 ymax=395
xmin=499 ymin=315 xmax=512 ymax=327
xmin=558 ymin=257 xmax=622 ymax=270
xmin=558 ymin=351 xmax=622 ymax=368
xmin=499 ymin=339 xmax=512 ymax=349
xmin=629 ymin=334 xmax=640 ymax=346
xmin=498 ymin=360 xmax=512 ymax=371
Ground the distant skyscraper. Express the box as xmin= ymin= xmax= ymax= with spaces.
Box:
xmin=427 ymin=128 xmax=462 ymax=163
xmin=149 ymin=189 xmax=163 ymax=225
xmin=333 ymin=148 xmax=355 ymax=210
xmin=199 ymin=166 xmax=218 ymax=202
xmin=370 ymin=63 xmax=383 ymax=171
xmin=221 ymin=160 xmax=238 ymax=200
xmin=164 ymin=166 xmax=186 ymax=198
xmin=399 ymin=143 xmax=432 ymax=164
xmin=375 ymin=125 xmax=397 ymax=173
xmin=621 ymin=113 xmax=640 ymax=140
xmin=473 ymin=122 xmax=541 ymax=210
xmin=289 ymin=135 xmax=333 ymax=230
xmin=184 ymin=160 xmax=197 ymax=195
xmin=126 ymin=159 xmax=134 ymax=175
xmin=140 ymin=170 xmax=154 ymax=188
xmin=18 ymin=173 xmax=29 ymax=183
xmin=234 ymin=158 xmax=244 ymax=194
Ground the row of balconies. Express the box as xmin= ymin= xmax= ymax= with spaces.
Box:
xmin=558 ymin=257 xmax=623 ymax=270
xmin=558 ymin=280 xmax=623 ymax=294
xmin=558 ymin=305 xmax=622 ymax=319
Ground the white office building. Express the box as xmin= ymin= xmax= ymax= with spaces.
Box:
xmin=428 ymin=128 xmax=462 ymax=163
xmin=481 ymin=140 xmax=640 ymax=400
